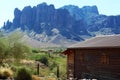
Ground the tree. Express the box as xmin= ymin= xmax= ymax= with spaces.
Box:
xmin=11 ymin=42 xmax=30 ymax=60
xmin=7 ymin=31 xmax=23 ymax=46
xmin=0 ymin=32 xmax=30 ymax=65
xmin=0 ymin=39 xmax=7 ymax=64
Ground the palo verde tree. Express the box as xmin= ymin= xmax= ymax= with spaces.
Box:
xmin=0 ymin=39 xmax=10 ymax=65
xmin=11 ymin=42 xmax=30 ymax=60
xmin=0 ymin=31 xmax=31 ymax=65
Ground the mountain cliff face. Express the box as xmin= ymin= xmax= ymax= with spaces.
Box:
xmin=2 ymin=2 xmax=120 ymax=46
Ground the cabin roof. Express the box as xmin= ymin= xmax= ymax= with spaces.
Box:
xmin=68 ymin=35 xmax=120 ymax=49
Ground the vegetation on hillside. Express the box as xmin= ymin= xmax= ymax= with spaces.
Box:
xmin=0 ymin=32 xmax=31 ymax=65
xmin=0 ymin=32 xmax=67 ymax=80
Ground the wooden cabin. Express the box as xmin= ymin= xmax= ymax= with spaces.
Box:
xmin=63 ymin=35 xmax=120 ymax=80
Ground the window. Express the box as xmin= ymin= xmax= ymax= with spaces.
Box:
xmin=101 ymin=53 xmax=109 ymax=64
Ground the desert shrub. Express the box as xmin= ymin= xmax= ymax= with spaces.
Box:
xmin=0 ymin=67 xmax=13 ymax=79
xmin=49 ymin=62 xmax=57 ymax=70
xmin=45 ymin=73 xmax=57 ymax=80
xmin=10 ymin=65 xmax=17 ymax=72
xmin=38 ymin=56 xmax=48 ymax=66
xmin=32 ymin=49 xmax=39 ymax=53
xmin=15 ymin=67 xmax=32 ymax=80
xmin=39 ymin=68 xmax=50 ymax=77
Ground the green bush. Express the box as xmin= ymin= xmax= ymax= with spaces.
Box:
xmin=32 ymin=49 xmax=39 ymax=53
xmin=38 ymin=56 xmax=48 ymax=66
xmin=15 ymin=67 xmax=32 ymax=80
xmin=49 ymin=62 xmax=57 ymax=70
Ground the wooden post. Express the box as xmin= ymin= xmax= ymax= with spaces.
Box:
xmin=37 ymin=62 xmax=40 ymax=75
xmin=57 ymin=65 xmax=59 ymax=78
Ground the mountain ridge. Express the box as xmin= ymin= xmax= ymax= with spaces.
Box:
xmin=1 ymin=2 xmax=120 ymax=47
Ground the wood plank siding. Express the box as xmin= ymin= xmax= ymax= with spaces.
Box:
xmin=63 ymin=35 xmax=120 ymax=80
xmin=67 ymin=49 xmax=75 ymax=78
xmin=73 ymin=48 xmax=120 ymax=79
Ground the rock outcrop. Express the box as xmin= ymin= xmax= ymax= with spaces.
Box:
xmin=2 ymin=2 xmax=120 ymax=43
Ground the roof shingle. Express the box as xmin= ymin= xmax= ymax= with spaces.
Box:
xmin=69 ymin=35 xmax=120 ymax=48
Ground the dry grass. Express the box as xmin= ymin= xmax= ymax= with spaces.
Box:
xmin=0 ymin=67 xmax=13 ymax=78
xmin=32 ymin=75 xmax=57 ymax=80
xmin=32 ymin=75 xmax=41 ymax=80
xmin=45 ymin=78 xmax=56 ymax=80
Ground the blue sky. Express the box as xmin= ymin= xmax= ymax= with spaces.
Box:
xmin=0 ymin=0 xmax=120 ymax=27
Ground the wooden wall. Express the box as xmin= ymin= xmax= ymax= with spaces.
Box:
xmin=67 ymin=48 xmax=120 ymax=79
xmin=67 ymin=49 xmax=75 ymax=78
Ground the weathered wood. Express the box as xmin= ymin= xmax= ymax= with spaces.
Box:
xmin=66 ymin=48 xmax=120 ymax=79
xmin=67 ymin=49 xmax=75 ymax=79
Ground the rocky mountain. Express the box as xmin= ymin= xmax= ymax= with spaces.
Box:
xmin=1 ymin=2 xmax=120 ymax=47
